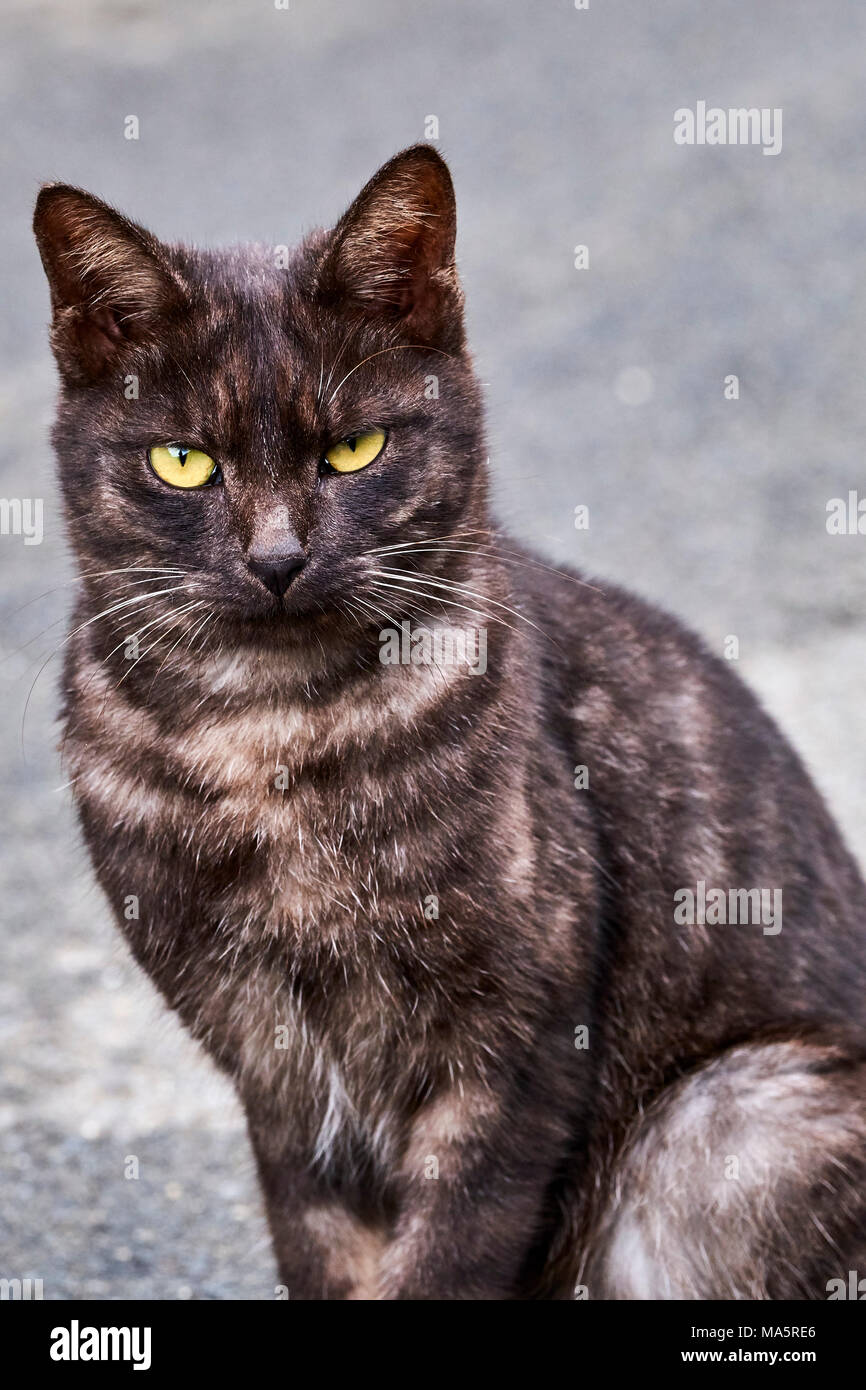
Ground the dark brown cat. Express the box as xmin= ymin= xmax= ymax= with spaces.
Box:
xmin=34 ymin=146 xmax=866 ymax=1299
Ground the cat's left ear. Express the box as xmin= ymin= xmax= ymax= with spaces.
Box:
xmin=319 ymin=145 xmax=463 ymax=350
xmin=33 ymin=184 xmax=187 ymax=385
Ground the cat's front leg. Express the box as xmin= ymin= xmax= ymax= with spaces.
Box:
xmin=377 ymin=1078 xmax=570 ymax=1300
xmin=250 ymin=1137 xmax=387 ymax=1300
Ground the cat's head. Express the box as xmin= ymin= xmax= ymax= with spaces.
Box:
xmin=33 ymin=146 xmax=487 ymax=647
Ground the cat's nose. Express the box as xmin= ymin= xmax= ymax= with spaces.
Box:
xmin=246 ymin=545 xmax=308 ymax=598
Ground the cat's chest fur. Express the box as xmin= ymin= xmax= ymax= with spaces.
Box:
xmin=64 ymin=628 xmax=544 ymax=1170
xmin=70 ymin=635 xmax=459 ymax=878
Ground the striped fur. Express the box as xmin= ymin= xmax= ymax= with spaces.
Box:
xmin=35 ymin=147 xmax=866 ymax=1298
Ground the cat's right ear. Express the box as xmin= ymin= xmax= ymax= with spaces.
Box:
xmin=318 ymin=145 xmax=464 ymax=351
xmin=33 ymin=184 xmax=186 ymax=386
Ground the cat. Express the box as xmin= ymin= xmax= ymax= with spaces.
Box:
xmin=34 ymin=145 xmax=866 ymax=1300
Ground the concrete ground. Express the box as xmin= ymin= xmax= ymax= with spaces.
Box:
xmin=1 ymin=0 xmax=865 ymax=1297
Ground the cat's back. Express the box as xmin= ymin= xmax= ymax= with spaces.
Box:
xmin=506 ymin=537 xmax=866 ymax=1051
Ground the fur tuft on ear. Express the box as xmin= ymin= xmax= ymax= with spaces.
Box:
xmin=319 ymin=145 xmax=463 ymax=349
xmin=33 ymin=184 xmax=186 ymax=384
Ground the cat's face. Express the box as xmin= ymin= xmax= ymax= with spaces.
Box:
xmin=34 ymin=147 xmax=486 ymax=643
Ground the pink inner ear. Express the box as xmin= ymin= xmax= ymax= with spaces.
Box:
xmin=339 ymin=216 xmax=454 ymax=332
xmin=89 ymin=305 xmax=124 ymax=345
xmin=322 ymin=146 xmax=459 ymax=342
xmin=35 ymin=184 xmax=185 ymax=383
xmin=59 ymin=301 xmax=129 ymax=381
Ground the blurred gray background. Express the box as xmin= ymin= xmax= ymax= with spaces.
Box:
xmin=2 ymin=0 xmax=865 ymax=1298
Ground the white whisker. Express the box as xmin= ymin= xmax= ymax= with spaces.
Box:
xmin=327 ymin=344 xmax=455 ymax=406
xmin=370 ymin=567 xmax=559 ymax=646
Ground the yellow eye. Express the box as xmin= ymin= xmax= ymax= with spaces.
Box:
xmin=149 ymin=444 xmax=219 ymax=489
xmin=323 ymin=429 xmax=386 ymax=474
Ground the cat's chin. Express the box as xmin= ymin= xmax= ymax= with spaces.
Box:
xmin=222 ymin=601 xmax=360 ymax=646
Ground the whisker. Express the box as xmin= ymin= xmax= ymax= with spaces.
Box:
xmin=351 ymin=591 xmax=401 ymax=629
xmin=145 ymin=604 xmax=213 ymax=694
xmin=7 ymin=565 xmax=189 ymax=620
xmin=113 ymin=600 xmax=207 ymax=695
xmin=368 ymin=542 xmax=604 ymax=595
xmin=327 ymin=344 xmax=455 ymax=406
xmin=3 ymin=572 xmax=192 ymax=664
xmin=186 ymin=610 xmax=218 ymax=659
xmin=370 ymin=529 xmax=492 ymax=555
xmin=70 ymin=596 xmax=208 ymax=711
xmin=370 ymin=567 xmax=561 ymax=648
xmin=61 ymin=601 xmax=205 ymax=762
xmin=368 ymin=579 xmax=517 ymax=638
xmin=20 ymin=584 xmax=195 ymax=752
xmin=322 ymin=321 xmax=362 ymax=405
xmin=340 ymin=598 xmax=368 ymax=636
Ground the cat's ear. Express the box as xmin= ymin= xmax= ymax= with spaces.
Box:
xmin=320 ymin=145 xmax=463 ymax=348
xmin=33 ymin=184 xmax=186 ymax=385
